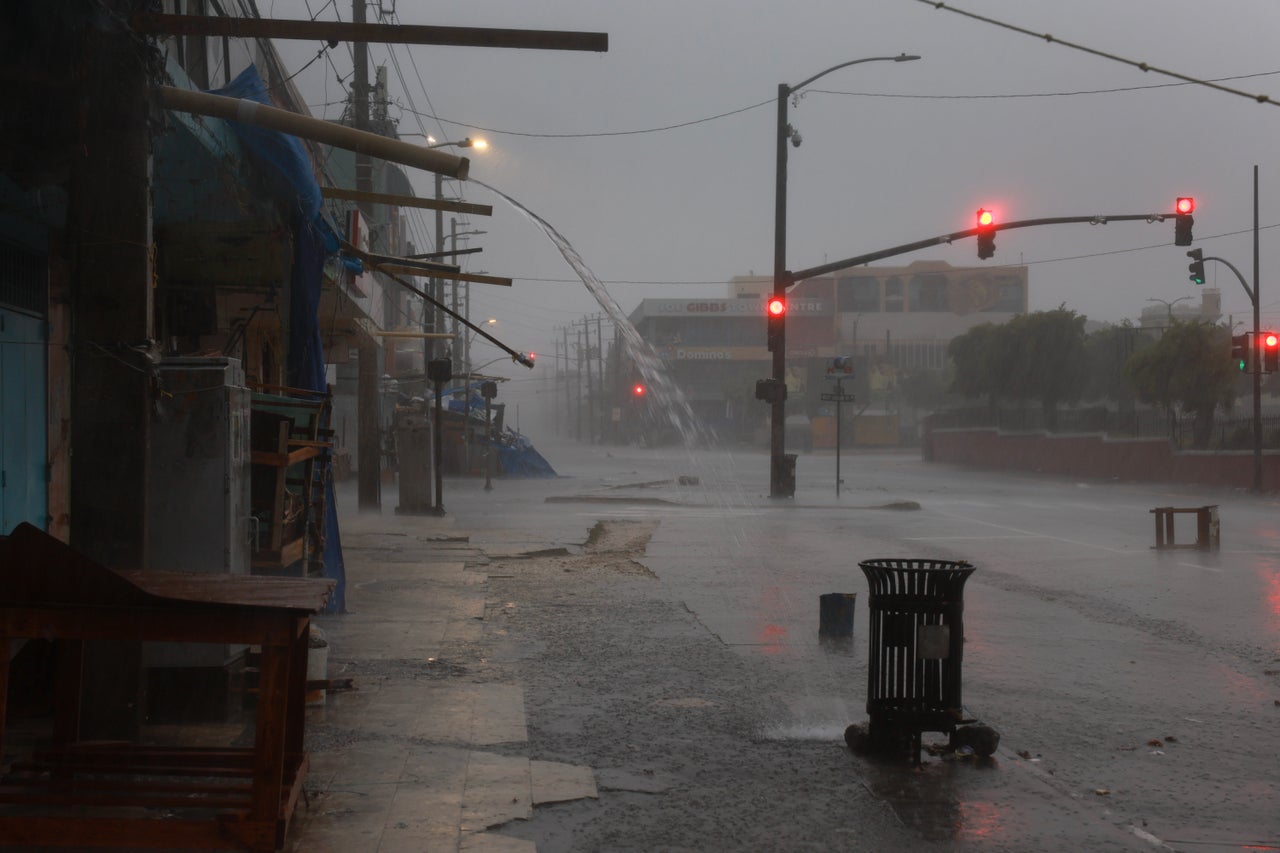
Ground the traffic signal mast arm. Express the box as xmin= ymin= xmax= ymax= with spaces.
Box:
xmin=791 ymin=212 xmax=1181 ymax=282
xmin=1196 ymin=254 xmax=1256 ymax=304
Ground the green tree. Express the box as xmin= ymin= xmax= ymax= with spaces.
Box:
xmin=948 ymin=322 xmax=1009 ymax=413
xmin=1125 ymin=321 xmax=1235 ymax=448
xmin=1084 ymin=321 xmax=1155 ymax=406
xmin=950 ymin=309 xmax=1088 ymax=429
xmin=1002 ymin=307 xmax=1089 ymax=429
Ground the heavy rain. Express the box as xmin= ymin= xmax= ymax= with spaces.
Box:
xmin=3 ymin=1 xmax=1280 ymax=851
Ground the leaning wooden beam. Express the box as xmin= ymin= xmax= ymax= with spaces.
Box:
xmin=376 ymin=264 xmax=513 ymax=288
xmin=377 ymin=331 xmax=457 ymax=340
xmin=157 ymin=87 xmax=469 ymax=179
xmin=132 ymin=14 xmax=608 ymax=52
xmin=320 ymin=186 xmax=492 ymax=217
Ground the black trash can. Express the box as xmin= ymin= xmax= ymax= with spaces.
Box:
xmin=858 ymin=558 xmax=975 ymax=762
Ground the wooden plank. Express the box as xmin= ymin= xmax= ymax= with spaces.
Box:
xmin=53 ymin=639 xmax=83 ymax=746
xmin=0 ymin=814 xmax=242 ymax=849
xmin=250 ymin=538 xmax=306 ymax=572
xmin=373 ymin=264 xmax=513 ymax=287
xmin=0 ymin=636 xmax=7 ymax=767
xmin=131 ymin=13 xmax=609 ymax=53
xmin=250 ymin=445 xmax=324 ymax=467
xmin=0 ymin=789 xmax=250 ymax=810
xmin=321 ymin=186 xmax=492 ymax=216
xmin=250 ymin=644 xmax=289 ymax=825
xmin=1 ymin=607 xmax=299 ymax=647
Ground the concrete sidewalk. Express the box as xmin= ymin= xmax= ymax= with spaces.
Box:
xmin=285 ymin=482 xmax=598 ymax=853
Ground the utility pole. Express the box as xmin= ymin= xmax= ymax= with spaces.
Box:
xmin=565 ymin=322 xmax=576 ymax=435
xmin=353 ymin=0 xmax=381 ymax=511
xmin=70 ymin=0 xmax=156 ymax=739
xmin=1253 ymin=165 xmax=1262 ymax=491
xmin=595 ymin=315 xmax=605 ymax=442
xmin=576 ymin=324 xmax=586 ymax=441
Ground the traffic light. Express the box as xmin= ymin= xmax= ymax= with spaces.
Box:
xmin=632 ymin=382 xmax=646 ymax=397
xmin=1174 ymin=197 xmax=1195 ymax=246
xmin=976 ymin=208 xmax=995 ymax=260
xmin=766 ymin=294 xmax=786 ymax=351
xmin=1263 ymin=332 xmax=1280 ymax=373
xmin=1187 ymin=249 xmax=1206 ymax=285
xmin=1231 ymin=333 xmax=1250 ymax=372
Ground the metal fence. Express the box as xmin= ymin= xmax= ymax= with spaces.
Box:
xmin=930 ymin=406 xmax=1280 ymax=451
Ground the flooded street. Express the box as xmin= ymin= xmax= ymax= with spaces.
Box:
xmin=434 ymin=439 xmax=1280 ymax=850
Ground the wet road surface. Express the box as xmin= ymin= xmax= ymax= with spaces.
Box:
xmin=446 ymin=439 xmax=1280 ymax=850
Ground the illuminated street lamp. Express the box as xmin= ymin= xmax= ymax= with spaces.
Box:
xmin=769 ymin=53 xmax=920 ymax=498
xmin=423 ymin=137 xmax=488 ymax=363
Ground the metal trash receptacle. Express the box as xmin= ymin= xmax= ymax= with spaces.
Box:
xmin=858 ymin=558 xmax=975 ymax=762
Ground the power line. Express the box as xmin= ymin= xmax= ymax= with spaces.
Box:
xmin=917 ymin=1 xmax=1279 ymax=108
xmin=396 ymin=69 xmax=1280 ymax=141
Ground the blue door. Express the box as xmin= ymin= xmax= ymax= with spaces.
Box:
xmin=0 ymin=306 xmax=47 ymax=532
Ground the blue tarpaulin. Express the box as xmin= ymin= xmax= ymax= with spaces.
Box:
xmin=208 ymin=65 xmax=346 ymax=613
xmin=495 ymin=435 xmax=557 ymax=478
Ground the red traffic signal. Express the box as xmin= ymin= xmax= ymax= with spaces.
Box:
xmin=632 ymin=383 xmax=646 ymax=397
xmin=766 ymin=295 xmax=786 ymax=352
xmin=1264 ymin=332 xmax=1280 ymax=373
xmin=1173 ymin=197 xmax=1195 ymax=246
xmin=976 ymin=208 xmax=996 ymax=260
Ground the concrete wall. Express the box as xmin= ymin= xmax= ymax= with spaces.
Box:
xmin=924 ymin=425 xmax=1280 ymax=491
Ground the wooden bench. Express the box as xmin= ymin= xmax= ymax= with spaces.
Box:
xmin=0 ymin=523 xmax=333 ymax=851
xmin=1150 ymin=505 xmax=1220 ymax=551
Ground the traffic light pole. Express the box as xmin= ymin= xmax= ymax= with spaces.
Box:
xmin=770 ymin=207 xmax=1185 ymax=499
xmin=1199 ymin=254 xmax=1258 ymax=486
xmin=792 ymin=212 xmax=1179 ymax=282
xmin=770 ymin=84 xmax=789 ymax=499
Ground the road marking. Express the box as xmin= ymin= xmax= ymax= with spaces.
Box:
xmin=904 ymin=535 xmax=1035 ymax=541
xmin=1128 ymin=824 xmax=1174 ymax=849
xmin=1177 ymin=562 xmax=1223 ymax=573
xmin=929 ymin=510 xmax=1130 ymax=554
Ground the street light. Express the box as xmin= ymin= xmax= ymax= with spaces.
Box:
xmin=427 ymin=136 xmax=488 ymax=150
xmin=423 ymin=137 xmax=488 ymax=365
xmin=769 ymin=53 xmax=920 ymax=498
xmin=1146 ymin=295 xmax=1193 ymax=322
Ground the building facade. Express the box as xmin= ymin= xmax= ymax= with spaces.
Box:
xmin=626 ymin=260 xmax=1028 ymax=445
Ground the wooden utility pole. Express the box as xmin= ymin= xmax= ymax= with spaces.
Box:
xmin=132 ymin=13 xmax=608 ymax=53
xmin=353 ymin=0 xmax=382 ymax=511
xmin=562 ymin=327 xmax=571 ymax=438
xmin=595 ymin=315 xmax=606 ymax=442
xmin=68 ymin=0 xmax=157 ymax=739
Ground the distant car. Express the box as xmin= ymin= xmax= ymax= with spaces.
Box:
xmin=785 ymin=414 xmax=813 ymax=453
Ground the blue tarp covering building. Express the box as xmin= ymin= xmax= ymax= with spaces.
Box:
xmin=207 ymin=65 xmax=346 ymax=613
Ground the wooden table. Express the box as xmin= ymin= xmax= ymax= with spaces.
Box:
xmin=0 ymin=522 xmax=334 ymax=851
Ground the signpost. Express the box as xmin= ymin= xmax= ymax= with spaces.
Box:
xmin=821 ymin=358 xmax=856 ymax=496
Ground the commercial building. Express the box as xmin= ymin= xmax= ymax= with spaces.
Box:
xmin=626 ymin=260 xmax=1028 ymax=445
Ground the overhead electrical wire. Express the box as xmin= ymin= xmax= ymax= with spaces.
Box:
xmin=916 ymin=0 xmax=1279 ymax=108
xmin=395 ymin=69 xmax=1280 ymax=141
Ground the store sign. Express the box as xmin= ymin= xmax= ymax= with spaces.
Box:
xmin=660 ymin=346 xmax=765 ymax=361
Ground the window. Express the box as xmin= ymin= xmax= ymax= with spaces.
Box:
xmin=884 ymin=277 xmax=904 ymax=313
xmin=981 ymin=276 xmax=1027 ymax=313
xmin=908 ymin=273 xmax=948 ymax=312
xmin=837 ymin=276 xmax=880 ymax=312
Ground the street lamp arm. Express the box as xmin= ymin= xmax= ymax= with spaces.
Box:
xmin=1202 ymin=256 xmax=1255 ymax=304
xmin=785 ymin=54 xmax=921 ymax=95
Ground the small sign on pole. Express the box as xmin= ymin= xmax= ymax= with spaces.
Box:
xmin=824 ymin=361 xmax=856 ymax=497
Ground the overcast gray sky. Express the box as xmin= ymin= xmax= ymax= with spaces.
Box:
xmin=266 ymin=0 xmax=1280 ymax=385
